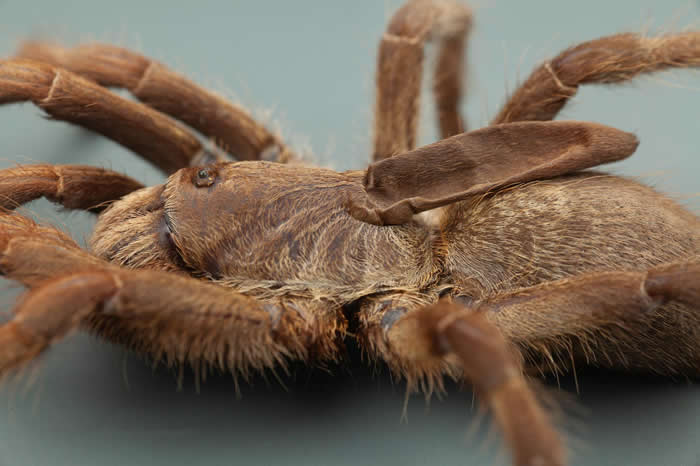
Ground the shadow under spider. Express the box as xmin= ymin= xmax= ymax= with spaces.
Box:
xmin=0 ymin=335 xmax=696 ymax=466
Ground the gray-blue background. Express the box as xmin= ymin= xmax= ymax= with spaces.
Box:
xmin=0 ymin=1 xmax=699 ymax=465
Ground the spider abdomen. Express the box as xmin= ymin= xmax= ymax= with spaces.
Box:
xmin=442 ymin=172 xmax=699 ymax=295
xmin=441 ymin=172 xmax=700 ymax=374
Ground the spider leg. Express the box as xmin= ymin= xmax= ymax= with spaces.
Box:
xmin=481 ymin=260 xmax=700 ymax=376
xmin=373 ymin=0 xmax=472 ymax=161
xmin=0 ymin=164 xmax=143 ymax=212
xmin=0 ymin=272 xmax=120 ymax=375
xmin=16 ymin=41 xmax=297 ymax=163
xmin=492 ymin=32 xmax=700 ymax=124
xmin=357 ymin=293 xmax=565 ymax=466
xmin=359 ymin=260 xmax=700 ymax=465
xmin=357 ymin=292 xmax=450 ymax=394
xmin=0 ymin=60 xmax=213 ymax=174
xmin=0 ymin=212 xmax=343 ymax=379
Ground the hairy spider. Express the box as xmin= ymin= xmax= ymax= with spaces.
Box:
xmin=0 ymin=1 xmax=699 ymax=465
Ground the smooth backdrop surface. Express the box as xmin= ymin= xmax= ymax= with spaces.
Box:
xmin=0 ymin=1 xmax=699 ymax=465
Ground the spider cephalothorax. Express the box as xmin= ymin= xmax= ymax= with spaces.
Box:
xmin=93 ymin=162 xmax=436 ymax=297
xmin=0 ymin=1 xmax=699 ymax=465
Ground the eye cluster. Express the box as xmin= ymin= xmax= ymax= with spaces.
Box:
xmin=194 ymin=167 xmax=217 ymax=187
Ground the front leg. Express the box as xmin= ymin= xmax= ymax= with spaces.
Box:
xmin=1 ymin=272 xmax=121 ymax=374
xmin=0 ymin=60 xmax=206 ymax=174
xmin=0 ymin=269 xmax=343 ymax=380
xmin=16 ymin=42 xmax=297 ymax=164
xmin=0 ymin=164 xmax=143 ymax=212
xmin=0 ymin=212 xmax=344 ymax=379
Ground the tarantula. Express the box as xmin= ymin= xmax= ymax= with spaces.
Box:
xmin=0 ymin=1 xmax=698 ymax=465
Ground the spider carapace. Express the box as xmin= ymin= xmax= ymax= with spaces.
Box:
xmin=0 ymin=1 xmax=699 ymax=465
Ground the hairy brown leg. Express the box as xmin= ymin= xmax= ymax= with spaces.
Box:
xmin=358 ymin=293 xmax=565 ymax=466
xmin=479 ymin=260 xmax=700 ymax=375
xmin=356 ymin=292 xmax=448 ymax=393
xmin=360 ymin=261 xmax=700 ymax=464
xmin=0 ymin=164 xmax=143 ymax=211
xmin=0 ymin=213 xmax=343 ymax=379
xmin=17 ymin=42 xmax=296 ymax=163
xmin=0 ymin=273 xmax=119 ymax=374
xmin=373 ymin=0 xmax=472 ymax=161
xmin=492 ymin=32 xmax=700 ymax=124
xmin=0 ymin=60 xmax=210 ymax=174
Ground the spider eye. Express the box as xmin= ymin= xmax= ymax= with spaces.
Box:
xmin=193 ymin=167 xmax=216 ymax=188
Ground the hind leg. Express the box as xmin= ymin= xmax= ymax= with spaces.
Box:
xmin=478 ymin=260 xmax=700 ymax=377
xmin=372 ymin=0 xmax=472 ymax=161
xmin=357 ymin=259 xmax=700 ymax=466
xmin=357 ymin=292 xmax=566 ymax=466
xmin=491 ymin=32 xmax=700 ymax=124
